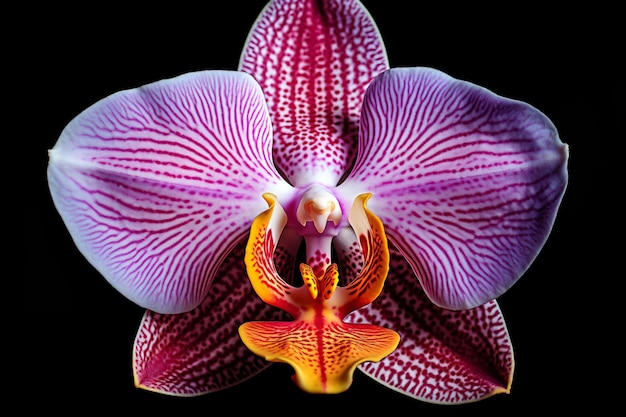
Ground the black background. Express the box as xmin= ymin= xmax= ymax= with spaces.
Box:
xmin=25 ymin=1 xmax=621 ymax=414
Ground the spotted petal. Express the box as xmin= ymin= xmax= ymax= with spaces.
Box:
xmin=47 ymin=70 xmax=292 ymax=313
xmin=340 ymin=67 xmax=569 ymax=310
xmin=239 ymin=0 xmax=389 ymax=186
xmin=347 ymin=247 xmax=514 ymax=404
xmin=133 ymin=241 xmax=287 ymax=396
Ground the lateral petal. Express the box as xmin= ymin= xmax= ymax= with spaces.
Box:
xmin=239 ymin=0 xmax=389 ymax=186
xmin=341 ymin=67 xmax=568 ymax=309
xmin=347 ymin=247 xmax=514 ymax=404
xmin=133 ymin=241 xmax=287 ymax=396
xmin=47 ymin=70 xmax=292 ymax=313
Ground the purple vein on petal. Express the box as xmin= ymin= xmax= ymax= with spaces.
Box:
xmin=340 ymin=67 xmax=568 ymax=310
xmin=48 ymin=70 xmax=293 ymax=314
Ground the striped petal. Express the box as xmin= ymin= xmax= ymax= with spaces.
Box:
xmin=340 ymin=67 xmax=569 ymax=310
xmin=347 ymin=247 xmax=514 ymax=404
xmin=239 ymin=0 xmax=389 ymax=186
xmin=47 ymin=70 xmax=293 ymax=313
xmin=133 ymin=241 xmax=288 ymax=396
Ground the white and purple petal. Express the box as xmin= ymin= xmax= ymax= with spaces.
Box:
xmin=239 ymin=0 xmax=389 ymax=186
xmin=340 ymin=67 xmax=569 ymax=309
xmin=48 ymin=70 xmax=293 ymax=313
xmin=347 ymin=248 xmax=514 ymax=404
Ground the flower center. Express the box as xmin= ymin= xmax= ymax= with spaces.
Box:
xmin=296 ymin=185 xmax=342 ymax=233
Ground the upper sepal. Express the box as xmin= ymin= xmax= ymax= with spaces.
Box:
xmin=239 ymin=0 xmax=389 ymax=186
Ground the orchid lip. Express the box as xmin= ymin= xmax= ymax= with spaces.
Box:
xmin=240 ymin=192 xmax=399 ymax=394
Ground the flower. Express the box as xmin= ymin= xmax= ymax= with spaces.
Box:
xmin=47 ymin=0 xmax=568 ymax=404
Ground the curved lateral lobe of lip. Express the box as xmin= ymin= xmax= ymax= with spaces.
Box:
xmin=239 ymin=0 xmax=389 ymax=187
xmin=342 ymin=67 xmax=569 ymax=310
xmin=47 ymin=70 xmax=292 ymax=314
xmin=346 ymin=247 xmax=514 ymax=404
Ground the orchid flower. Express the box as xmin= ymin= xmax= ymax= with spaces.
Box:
xmin=47 ymin=0 xmax=568 ymax=404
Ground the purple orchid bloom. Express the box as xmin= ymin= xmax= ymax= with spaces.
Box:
xmin=47 ymin=0 xmax=568 ymax=404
